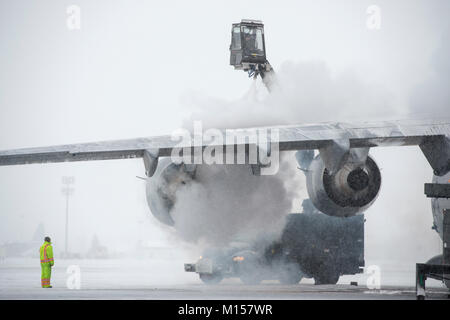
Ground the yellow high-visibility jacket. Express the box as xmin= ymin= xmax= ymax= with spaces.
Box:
xmin=40 ymin=241 xmax=54 ymax=266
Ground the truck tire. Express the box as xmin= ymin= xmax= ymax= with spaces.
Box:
xmin=199 ymin=273 xmax=223 ymax=285
xmin=235 ymin=250 xmax=263 ymax=285
xmin=240 ymin=274 xmax=263 ymax=285
xmin=278 ymin=263 xmax=303 ymax=285
xmin=314 ymin=271 xmax=340 ymax=285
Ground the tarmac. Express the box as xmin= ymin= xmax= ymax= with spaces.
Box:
xmin=0 ymin=257 xmax=448 ymax=300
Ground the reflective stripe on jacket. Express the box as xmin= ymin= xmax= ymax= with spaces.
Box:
xmin=40 ymin=241 xmax=54 ymax=265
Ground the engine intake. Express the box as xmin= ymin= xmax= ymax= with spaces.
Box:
xmin=145 ymin=159 xmax=196 ymax=226
xmin=306 ymin=154 xmax=381 ymax=217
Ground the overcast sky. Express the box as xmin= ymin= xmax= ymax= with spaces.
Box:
xmin=0 ymin=0 xmax=448 ymax=267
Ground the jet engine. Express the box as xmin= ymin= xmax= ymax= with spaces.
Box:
xmin=305 ymin=154 xmax=381 ymax=217
xmin=145 ymin=158 xmax=196 ymax=226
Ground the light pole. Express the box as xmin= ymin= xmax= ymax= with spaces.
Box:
xmin=61 ymin=176 xmax=75 ymax=257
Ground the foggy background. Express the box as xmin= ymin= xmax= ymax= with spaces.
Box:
xmin=0 ymin=0 xmax=449 ymax=285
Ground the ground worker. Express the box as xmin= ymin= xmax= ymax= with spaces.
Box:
xmin=39 ymin=236 xmax=54 ymax=288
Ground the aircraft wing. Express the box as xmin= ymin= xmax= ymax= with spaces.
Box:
xmin=0 ymin=118 xmax=449 ymax=175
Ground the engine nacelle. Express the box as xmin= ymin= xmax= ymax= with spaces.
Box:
xmin=145 ymin=158 xmax=196 ymax=226
xmin=305 ymin=154 xmax=381 ymax=217
xmin=431 ymin=172 xmax=450 ymax=240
